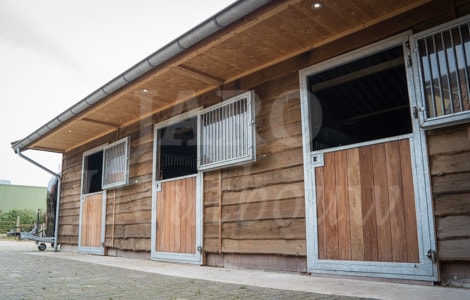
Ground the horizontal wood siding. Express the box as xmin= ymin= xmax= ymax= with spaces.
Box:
xmin=58 ymin=120 xmax=155 ymax=252
xmin=58 ymin=148 xmax=84 ymax=246
xmin=105 ymin=119 xmax=154 ymax=251
xmin=203 ymin=72 xmax=306 ymax=258
xmin=428 ymin=125 xmax=470 ymax=266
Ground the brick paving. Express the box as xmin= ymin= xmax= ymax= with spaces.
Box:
xmin=0 ymin=241 xmax=370 ymax=300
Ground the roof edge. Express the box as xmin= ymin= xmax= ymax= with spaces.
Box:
xmin=12 ymin=0 xmax=271 ymax=153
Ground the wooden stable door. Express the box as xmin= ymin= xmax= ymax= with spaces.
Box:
xmin=79 ymin=193 xmax=104 ymax=252
xmin=156 ymin=176 xmax=197 ymax=255
xmin=315 ymin=139 xmax=420 ymax=263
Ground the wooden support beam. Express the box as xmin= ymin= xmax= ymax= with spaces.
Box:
xmin=175 ymin=65 xmax=224 ymax=85
xmin=81 ymin=118 xmax=120 ymax=129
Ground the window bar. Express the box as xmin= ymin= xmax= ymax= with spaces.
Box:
xmin=234 ymin=101 xmax=238 ymax=158
xmin=201 ymin=115 xmax=205 ymax=165
xmin=245 ymin=98 xmax=250 ymax=155
xmin=424 ymin=38 xmax=438 ymax=118
xmin=246 ymin=98 xmax=249 ymax=155
xmin=441 ymin=31 xmax=455 ymax=114
xmin=237 ymin=101 xmax=241 ymax=157
xmin=215 ymin=110 xmax=220 ymax=162
xmin=224 ymin=104 xmax=229 ymax=161
xmin=208 ymin=112 xmax=212 ymax=164
xmin=230 ymin=103 xmax=233 ymax=159
xmin=219 ymin=106 xmax=224 ymax=162
xmin=199 ymin=115 xmax=205 ymax=165
xmin=204 ymin=114 xmax=208 ymax=165
xmin=432 ymin=35 xmax=446 ymax=116
xmin=207 ymin=113 xmax=211 ymax=165
xmin=116 ymin=147 xmax=120 ymax=180
xmin=210 ymin=110 xmax=214 ymax=164
xmin=247 ymin=98 xmax=250 ymax=154
xmin=229 ymin=103 xmax=232 ymax=160
xmin=233 ymin=102 xmax=237 ymax=159
xmin=221 ymin=106 xmax=226 ymax=162
xmin=215 ymin=109 xmax=219 ymax=162
xmin=217 ymin=108 xmax=221 ymax=163
xmin=240 ymin=100 xmax=246 ymax=156
xmin=211 ymin=111 xmax=216 ymax=164
xmin=464 ymin=22 xmax=470 ymax=110
xmin=237 ymin=101 xmax=242 ymax=157
xmin=228 ymin=102 xmax=233 ymax=160
xmin=211 ymin=111 xmax=215 ymax=164
xmin=452 ymin=26 xmax=465 ymax=113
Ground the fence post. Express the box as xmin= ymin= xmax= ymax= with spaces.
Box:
xmin=16 ymin=215 xmax=20 ymax=240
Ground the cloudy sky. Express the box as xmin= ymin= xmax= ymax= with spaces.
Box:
xmin=0 ymin=0 xmax=234 ymax=187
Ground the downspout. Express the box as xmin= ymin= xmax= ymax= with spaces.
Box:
xmin=15 ymin=148 xmax=61 ymax=252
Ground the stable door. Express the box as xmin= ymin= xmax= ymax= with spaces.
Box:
xmin=79 ymin=147 xmax=106 ymax=255
xmin=300 ymin=35 xmax=437 ymax=281
xmin=151 ymin=113 xmax=202 ymax=264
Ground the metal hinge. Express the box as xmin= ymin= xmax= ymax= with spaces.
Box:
xmin=155 ymin=182 xmax=162 ymax=192
xmin=405 ymin=41 xmax=412 ymax=67
xmin=426 ymin=249 xmax=437 ymax=263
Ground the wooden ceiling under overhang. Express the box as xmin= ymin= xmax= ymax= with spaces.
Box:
xmin=28 ymin=0 xmax=434 ymax=152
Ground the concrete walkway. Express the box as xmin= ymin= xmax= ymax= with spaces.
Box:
xmin=1 ymin=240 xmax=469 ymax=299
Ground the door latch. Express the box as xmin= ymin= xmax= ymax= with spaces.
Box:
xmin=155 ymin=182 xmax=162 ymax=192
xmin=425 ymin=249 xmax=437 ymax=263
xmin=311 ymin=153 xmax=324 ymax=167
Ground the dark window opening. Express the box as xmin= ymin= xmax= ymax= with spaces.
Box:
xmin=157 ymin=117 xmax=198 ymax=180
xmin=309 ymin=46 xmax=412 ymax=151
xmin=83 ymin=151 xmax=103 ymax=194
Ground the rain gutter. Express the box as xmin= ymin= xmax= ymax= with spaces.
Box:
xmin=11 ymin=0 xmax=271 ymax=153
xmin=15 ymin=148 xmax=61 ymax=252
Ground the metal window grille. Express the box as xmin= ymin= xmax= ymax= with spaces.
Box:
xmin=102 ymin=137 xmax=130 ymax=189
xmin=416 ymin=17 xmax=470 ymax=125
xmin=199 ymin=91 xmax=255 ymax=171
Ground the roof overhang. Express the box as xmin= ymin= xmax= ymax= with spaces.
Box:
xmin=12 ymin=0 xmax=438 ymax=153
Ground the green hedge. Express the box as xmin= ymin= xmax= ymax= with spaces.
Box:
xmin=0 ymin=209 xmax=45 ymax=234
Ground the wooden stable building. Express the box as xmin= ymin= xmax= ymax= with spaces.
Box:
xmin=12 ymin=0 xmax=470 ymax=286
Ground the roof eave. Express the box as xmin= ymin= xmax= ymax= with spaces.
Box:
xmin=11 ymin=0 xmax=272 ymax=153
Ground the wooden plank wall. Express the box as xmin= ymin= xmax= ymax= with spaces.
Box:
xmin=58 ymin=118 xmax=155 ymax=252
xmin=104 ymin=118 xmax=154 ymax=252
xmin=58 ymin=93 xmax=218 ymax=253
xmin=59 ymin=147 xmax=83 ymax=246
xmin=203 ymin=71 xmax=307 ymax=263
xmin=427 ymin=124 xmax=470 ymax=285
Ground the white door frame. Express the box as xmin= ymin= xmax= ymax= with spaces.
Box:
xmin=151 ymin=109 xmax=203 ymax=264
xmin=299 ymin=32 xmax=438 ymax=281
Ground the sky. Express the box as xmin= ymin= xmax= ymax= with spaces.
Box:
xmin=0 ymin=0 xmax=235 ymax=187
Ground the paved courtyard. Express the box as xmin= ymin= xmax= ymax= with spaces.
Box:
xmin=0 ymin=240 xmax=366 ymax=300
xmin=1 ymin=240 xmax=469 ymax=300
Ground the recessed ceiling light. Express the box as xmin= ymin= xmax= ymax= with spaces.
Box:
xmin=142 ymin=89 xmax=149 ymax=93
xmin=68 ymin=130 xmax=73 ymax=133
xmin=311 ymin=2 xmax=323 ymax=10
